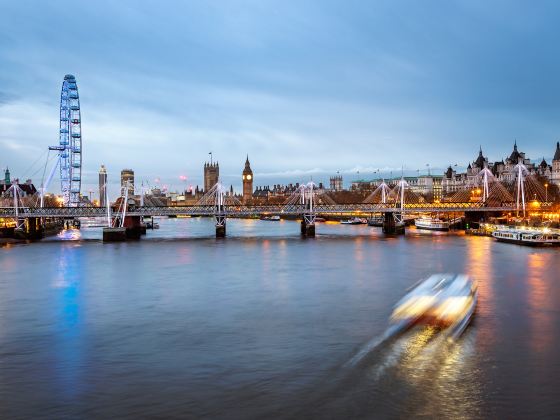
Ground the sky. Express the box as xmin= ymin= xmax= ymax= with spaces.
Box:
xmin=1 ymin=0 xmax=560 ymax=197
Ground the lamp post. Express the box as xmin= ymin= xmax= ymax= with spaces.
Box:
xmin=545 ymin=183 xmax=548 ymax=202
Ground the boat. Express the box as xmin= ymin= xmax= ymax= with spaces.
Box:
xmin=390 ymin=273 xmax=478 ymax=340
xmin=340 ymin=217 xmax=367 ymax=225
xmin=414 ymin=216 xmax=450 ymax=231
xmin=491 ymin=227 xmax=560 ymax=246
xmin=367 ymin=215 xmax=384 ymax=227
xmin=146 ymin=221 xmax=160 ymax=229
xmin=260 ymin=215 xmax=280 ymax=221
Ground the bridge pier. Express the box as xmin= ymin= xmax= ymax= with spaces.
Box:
xmin=301 ymin=213 xmax=316 ymax=238
xmin=26 ymin=217 xmax=44 ymax=240
xmin=215 ymin=214 xmax=226 ymax=238
xmin=103 ymin=227 xmax=127 ymax=242
xmin=382 ymin=212 xmax=405 ymax=235
xmin=123 ymin=215 xmax=143 ymax=239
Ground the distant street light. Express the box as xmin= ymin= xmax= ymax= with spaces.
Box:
xmin=545 ymin=183 xmax=548 ymax=202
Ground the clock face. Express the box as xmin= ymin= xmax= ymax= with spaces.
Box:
xmin=247 ymin=174 xmax=252 ymax=180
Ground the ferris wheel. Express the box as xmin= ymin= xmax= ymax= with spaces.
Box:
xmin=48 ymin=74 xmax=82 ymax=206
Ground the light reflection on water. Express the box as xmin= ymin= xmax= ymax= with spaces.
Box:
xmin=1 ymin=218 xmax=559 ymax=418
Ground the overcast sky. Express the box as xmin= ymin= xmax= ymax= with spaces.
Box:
xmin=1 ymin=0 xmax=560 ymax=196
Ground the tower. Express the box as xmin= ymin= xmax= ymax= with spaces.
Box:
xmin=204 ymin=162 xmax=219 ymax=192
xmin=330 ymin=175 xmax=343 ymax=191
xmin=120 ymin=169 xmax=135 ymax=196
xmin=99 ymin=165 xmax=107 ymax=207
xmin=552 ymin=141 xmax=560 ymax=187
xmin=4 ymin=167 xmax=10 ymax=185
xmin=242 ymin=155 xmax=253 ymax=203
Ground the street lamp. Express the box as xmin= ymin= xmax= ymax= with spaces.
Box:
xmin=545 ymin=183 xmax=548 ymax=202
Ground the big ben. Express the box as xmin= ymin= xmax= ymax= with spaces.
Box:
xmin=242 ymin=155 xmax=253 ymax=203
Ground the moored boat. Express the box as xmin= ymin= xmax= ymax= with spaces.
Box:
xmin=367 ymin=215 xmax=384 ymax=227
xmin=415 ymin=217 xmax=450 ymax=231
xmin=491 ymin=227 xmax=560 ymax=246
xmin=341 ymin=217 xmax=367 ymax=225
xmin=260 ymin=215 xmax=280 ymax=221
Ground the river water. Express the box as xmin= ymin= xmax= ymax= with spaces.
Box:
xmin=1 ymin=218 xmax=559 ymax=418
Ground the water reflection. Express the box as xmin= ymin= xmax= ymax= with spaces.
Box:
xmin=56 ymin=228 xmax=82 ymax=241
xmin=394 ymin=327 xmax=481 ymax=418
xmin=527 ymin=252 xmax=555 ymax=354
xmin=53 ymin=245 xmax=84 ymax=399
xmin=464 ymin=237 xmax=496 ymax=351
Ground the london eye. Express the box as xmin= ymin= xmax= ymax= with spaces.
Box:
xmin=48 ymin=74 xmax=82 ymax=206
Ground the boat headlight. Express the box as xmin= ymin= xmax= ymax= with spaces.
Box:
xmin=392 ymin=296 xmax=435 ymax=319
xmin=437 ymin=297 xmax=470 ymax=320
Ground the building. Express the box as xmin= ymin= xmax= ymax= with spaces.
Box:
xmin=242 ymin=155 xmax=253 ymax=203
xmin=443 ymin=166 xmax=468 ymax=195
xmin=99 ymin=165 xmax=107 ymax=207
xmin=550 ymin=141 xmax=560 ymax=188
xmin=0 ymin=169 xmax=37 ymax=197
xmin=120 ymin=169 xmax=135 ymax=196
xmin=204 ymin=162 xmax=219 ymax=192
xmin=330 ymin=175 xmax=343 ymax=191
xmin=495 ymin=141 xmax=535 ymax=183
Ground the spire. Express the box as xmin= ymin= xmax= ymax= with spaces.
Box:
xmin=554 ymin=141 xmax=560 ymax=161
xmin=509 ymin=140 xmax=521 ymax=162
xmin=243 ymin=155 xmax=252 ymax=174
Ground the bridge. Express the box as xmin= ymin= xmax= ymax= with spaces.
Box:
xmin=0 ymin=201 xmax=539 ymax=219
xmin=2 ymin=179 xmax=550 ymax=241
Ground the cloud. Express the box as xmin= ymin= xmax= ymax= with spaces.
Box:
xmin=1 ymin=0 xmax=560 ymax=199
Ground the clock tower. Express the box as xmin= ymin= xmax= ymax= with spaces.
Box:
xmin=242 ymin=155 xmax=253 ymax=203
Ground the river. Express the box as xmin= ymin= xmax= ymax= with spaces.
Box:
xmin=1 ymin=218 xmax=559 ymax=418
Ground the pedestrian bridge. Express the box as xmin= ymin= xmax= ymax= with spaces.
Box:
xmin=0 ymin=201 xmax=537 ymax=219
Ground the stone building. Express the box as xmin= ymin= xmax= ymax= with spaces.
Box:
xmin=204 ymin=162 xmax=219 ymax=192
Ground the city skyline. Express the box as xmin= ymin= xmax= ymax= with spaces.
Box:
xmin=2 ymin=0 xmax=560 ymax=193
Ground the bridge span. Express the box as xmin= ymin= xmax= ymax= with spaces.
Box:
xmin=0 ymin=202 xmax=537 ymax=219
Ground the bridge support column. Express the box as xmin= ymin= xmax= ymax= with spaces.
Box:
xmin=26 ymin=217 xmax=44 ymax=240
xmin=124 ymin=215 xmax=143 ymax=239
xmin=301 ymin=213 xmax=316 ymax=238
xmin=103 ymin=227 xmax=127 ymax=242
xmin=215 ymin=213 xmax=226 ymax=238
xmin=382 ymin=212 xmax=405 ymax=235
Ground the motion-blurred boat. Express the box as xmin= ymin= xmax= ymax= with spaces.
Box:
xmin=492 ymin=227 xmax=560 ymax=246
xmin=390 ymin=273 xmax=478 ymax=340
